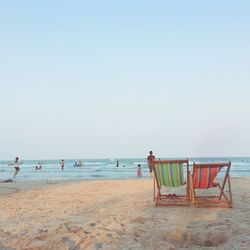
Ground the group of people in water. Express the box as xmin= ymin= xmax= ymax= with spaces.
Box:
xmin=73 ymin=161 xmax=84 ymax=168
xmin=8 ymin=158 xmax=85 ymax=178
xmin=8 ymin=151 xmax=156 ymax=179
xmin=35 ymin=162 xmax=43 ymax=170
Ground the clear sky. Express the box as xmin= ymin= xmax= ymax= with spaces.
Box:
xmin=0 ymin=1 xmax=249 ymax=160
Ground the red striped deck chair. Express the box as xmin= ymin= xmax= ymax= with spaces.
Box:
xmin=189 ymin=162 xmax=232 ymax=208
xmin=153 ymin=159 xmax=190 ymax=206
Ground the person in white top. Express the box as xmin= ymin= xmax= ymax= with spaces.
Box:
xmin=9 ymin=157 xmax=22 ymax=178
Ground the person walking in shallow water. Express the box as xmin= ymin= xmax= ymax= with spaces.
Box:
xmin=147 ymin=151 xmax=156 ymax=178
xmin=9 ymin=157 xmax=22 ymax=178
xmin=60 ymin=159 xmax=64 ymax=170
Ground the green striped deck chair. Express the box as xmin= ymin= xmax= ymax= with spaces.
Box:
xmin=190 ymin=162 xmax=233 ymax=208
xmin=153 ymin=160 xmax=190 ymax=206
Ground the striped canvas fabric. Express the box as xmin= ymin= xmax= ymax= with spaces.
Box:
xmin=154 ymin=162 xmax=185 ymax=187
xmin=193 ymin=165 xmax=221 ymax=189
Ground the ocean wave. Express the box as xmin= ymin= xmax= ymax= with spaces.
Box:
xmin=90 ymin=174 xmax=106 ymax=178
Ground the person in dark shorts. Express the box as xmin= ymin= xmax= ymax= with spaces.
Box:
xmin=147 ymin=151 xmax=156 ymax=178
xmin=60 ymin=159 xmax=65 ymax=170
xmin=9 ymin=157 xmax=22 ymax=178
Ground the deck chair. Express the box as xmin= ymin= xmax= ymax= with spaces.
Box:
xmin=153 ymin=159 xmax=190 ymax=206
xmin=189 ymin=162 xmax=233 ymax=208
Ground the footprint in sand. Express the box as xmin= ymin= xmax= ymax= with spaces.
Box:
xmin=163 ymin=229 xmax=228 ymax=248
xmin=131 ymin=216 xmax=146 ymax=224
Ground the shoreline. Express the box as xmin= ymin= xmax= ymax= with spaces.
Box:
xmin=0 ymin=176 xmax=245 ymax=197
xmin=0 ymin=177 xmax=250 ymax=249
xmin=0 ymin=179 xmax=82 ymax=196
xmin=0 ymin=178 xmax=152 ymax=196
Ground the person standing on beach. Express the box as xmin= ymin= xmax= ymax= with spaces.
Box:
xmin=147 ymin=151 xmax=156 ymax=178
xmin=60 ymin=159 xmax=64 ymax=170
xmin=9 ymin=157 xmax=22 ymax=178
xmin=116 ymin=160 xmax=119 ymax=167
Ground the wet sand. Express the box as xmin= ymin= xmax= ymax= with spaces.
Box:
xmin=0 ymin=177 xmax=250 ymax=249
xmin=0 ymin=180 xmax=82 ymax=196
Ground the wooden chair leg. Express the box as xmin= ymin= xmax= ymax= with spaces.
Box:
xmin=192 ymin=189 xmax=196 ymax=205
xmin=187 ymin=171 xmax=191 ymax=200
xmin=228 ymin=175 xmax=233 ymax=205
xmin=188 ymin=182 xmax=192 ymax=201
xmin=219 ymin=183 xmax=223 ymax=200
xmin=218 ymin=184 xmax=224 ymax=200
xmin=155 ymin=196 xmax=159 ymax=206
xmin=218 ymin=185 xmax=229 ymax=202
xmin=189 ymin=178 xmax=195 ymax=205
xmin=153 ymin=175 xmax=155 ymax=201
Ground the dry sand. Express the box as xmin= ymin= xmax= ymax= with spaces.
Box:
xmin=0 ymin=177 xmax=250 ymax=250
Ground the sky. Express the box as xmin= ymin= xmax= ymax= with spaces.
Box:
xmin=0 ymin=1 xmax=250 ymax=160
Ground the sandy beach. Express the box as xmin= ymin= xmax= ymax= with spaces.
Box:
xmin=0 ymin=177 xmax=250 ymax=250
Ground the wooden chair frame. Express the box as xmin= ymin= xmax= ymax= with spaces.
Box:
xmin=153 ymin=159 xmax=190 ymax=206
xmin=189 ymin=162 xmax=233 ymax=208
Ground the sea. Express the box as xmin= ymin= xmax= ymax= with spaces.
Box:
xmin=0 ymin=157 xmax=250 ymax=181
